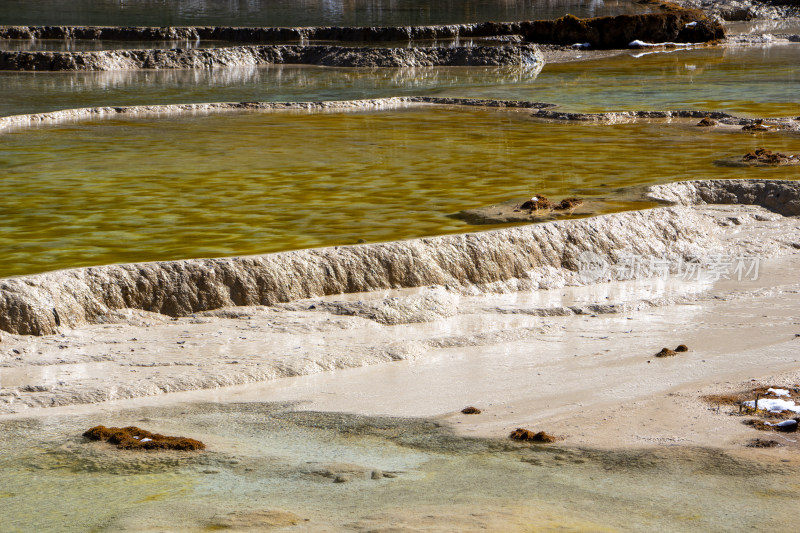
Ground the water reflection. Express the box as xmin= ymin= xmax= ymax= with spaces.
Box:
xmin=0 ymin=65 xmax=542 ymax=118
xmin=725 ymin=17 xmax=800 ymax=35
xmin=1 ymin=46 xmax=797 ymax=119
xmin=0 ymin=0 xmax=651 ymax=27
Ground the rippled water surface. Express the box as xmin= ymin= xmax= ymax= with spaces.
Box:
xmin=2 ymin=107 xmax=799 ymax=277
xmin=1 ymin=46 xmax=798 ymax=119
xmin=0 ymin=0 xmax=649 ymax=27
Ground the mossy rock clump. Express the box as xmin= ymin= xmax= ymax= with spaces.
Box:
xmin=655 ymin=344 xmax=688 ymax=357
xmin=509 ymin=428 xmax=557 ymax=443
xmin=83 ymin=425 xmax=205 ymax=451
xmin=741 ymin=148 xmax=799 ymax=166
xmin=520 ymin=6 xmax=723 ymax=48
xmin=461 ymin=406 xmax=482 ymax=414
xmin=655 ymin=347 xmax=677 ymax=358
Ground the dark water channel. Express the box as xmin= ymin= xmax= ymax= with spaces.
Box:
xmin=0 ymin=0 xmax=650 ymax=27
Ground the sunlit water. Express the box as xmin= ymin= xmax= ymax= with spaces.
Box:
xmin=2 ymin=403 xmax=798 ymax=532
xmin=0 ymin=0 xmax=650 ymax=27
xmin=2 ymin=106 xmax=799 ymax=278
xmin=1 ymin=46 xmax=798 ymax=119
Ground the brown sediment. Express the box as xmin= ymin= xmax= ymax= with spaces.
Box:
xmin=509 ymin=428 xmax=558 ymax=442
xmin=746 ymin=438 xmax=781 ymax=448
xmin=83 ymin=425 xmax=206 ymax=450
xmin=461 ymin=406 xmax=482 ymax=414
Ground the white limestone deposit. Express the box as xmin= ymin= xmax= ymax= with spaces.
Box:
xmin=1 ymin=179 xmax=800 ymax=454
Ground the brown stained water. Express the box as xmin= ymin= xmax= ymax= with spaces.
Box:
xmin=2 ymin=106 xmax=800 ymax=278
xmin=1 ymin=403 xmax=798 ymax=532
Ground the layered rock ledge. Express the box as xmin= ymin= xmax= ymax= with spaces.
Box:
xmin=0 ymin=43 xmax=543 ymax=71
xmin=2 ymin=179 xmax=799 ymax=337
xmin=0 ymin=7 xmax=723 ymax=49
xmin=2 ymin=97 xmax=797 ymax=133
xmin=0 ymin=97 xmax=556 ymax=131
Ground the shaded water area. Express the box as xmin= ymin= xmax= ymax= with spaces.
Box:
xmin=2 ymin=106 xmax=800 ymax=278
xmin=1 ymin=402 xmax=798 ymax=532
xmin=0 ymin=0 xmax=650 ymax=28
xmin=1 ymin=46 xmax=798 ymax=119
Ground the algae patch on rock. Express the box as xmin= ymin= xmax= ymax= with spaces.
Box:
xmin=83 ymin=425 xmax=206 ymax=451
xmin=509 ymin=428 xmax=558 ymax=443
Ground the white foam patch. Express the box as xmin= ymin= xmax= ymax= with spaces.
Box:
xmin=767 ymin=388 xmax=790 ymax=397
xmin=743 ymin=398 xmax=800 ymax=413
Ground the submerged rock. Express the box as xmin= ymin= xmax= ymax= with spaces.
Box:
xmin=742 ymin=148 xmax=799 ymax=166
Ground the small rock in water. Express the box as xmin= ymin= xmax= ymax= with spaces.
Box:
xmin=742 ymin=148 xmax=798 ymax=166
xmin=697 ymin=117 xmax=717 ymax=127
xmin=333 ymin=474 xmax=350 ymax=483
xmin=461 ymin=406 xmax=482 ymax=414
xmin=675 ymin=344 xmax=689 ymax=352
xmin=742 ymin=120 xmax=770 ymax=132
xmin=370 ymin=470 xmax=383 ymax=480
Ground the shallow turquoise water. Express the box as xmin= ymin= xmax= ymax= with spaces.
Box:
xmin=2 ymin=403 xmax=798 ymax=532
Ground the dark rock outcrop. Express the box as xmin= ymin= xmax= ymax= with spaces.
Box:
xmin=0 ymin=7 xmax=723 ymax=49
xmin=0 ymin=44 xmax=542 ymax=71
